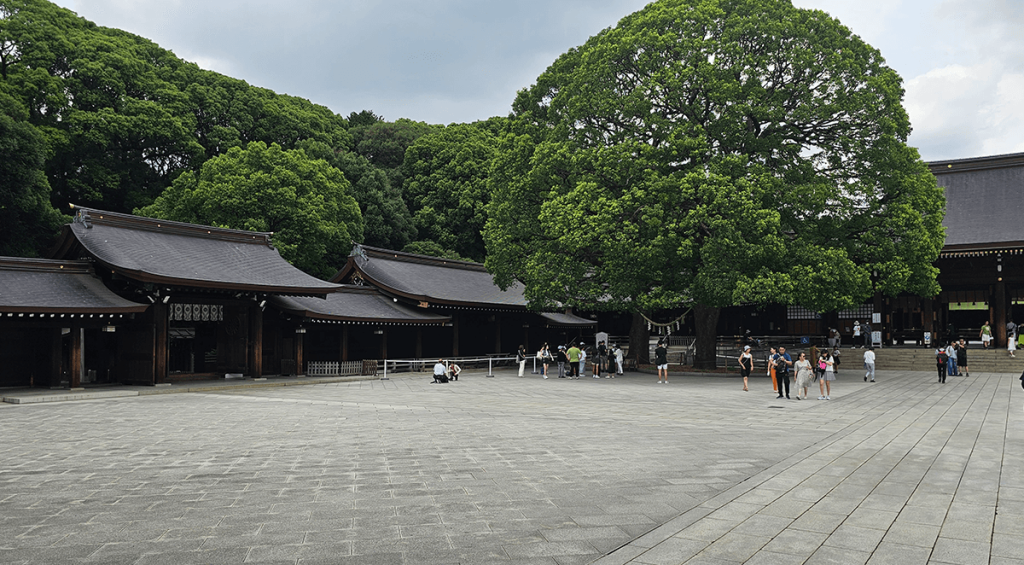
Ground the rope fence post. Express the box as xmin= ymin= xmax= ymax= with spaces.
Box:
xmin=487 ymin=358 xmax=494 ymax=377
xmin=381 ymin=359 xmax=388 ymax=380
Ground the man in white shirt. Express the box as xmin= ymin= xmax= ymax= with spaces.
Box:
xmin=432 ymin=359 xmax=448 ymax=383
xmin=853 ymin=321 xmax=861 ymax=348
xmin=863 ymin=347 xmax=876 ymax=382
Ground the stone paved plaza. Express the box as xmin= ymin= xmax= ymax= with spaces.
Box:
xmin=1 ymin=366 xmax=1022 ymax=565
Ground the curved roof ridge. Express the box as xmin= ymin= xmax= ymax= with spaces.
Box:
xmin=70 ymin=206 xmax=275 ymax=247
xmin=354 ymin=244 xmax=487 ymax=273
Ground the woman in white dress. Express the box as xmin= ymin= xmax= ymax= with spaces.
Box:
xmin=794 ymin=352 xmax=813 ymax=400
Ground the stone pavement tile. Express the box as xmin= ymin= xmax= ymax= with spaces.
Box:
xmin=674 ymin=518 xmax=737 ymax=542
xmin=733 ymin=488 xmax=787 ymax=506
xmin=997 ymin=487 xmax=1024 ymax=501
xmin=991 ymin=533 xmax=1024 ymax=559
xmin=759 ymin=527 xmax=828 ymax=556
xmin=895 ymin=505 xmax=946 ymax=526
xmin=945 ymin=503 xmax=995 ymax=524
xmin=990 ymin=558 xmax=1024 ymax=565
xmin=938 ymin=519 xmax=992 ymax=542
xmin=758 ymin=497 xmax=816 ymax=520
xmin=692 ymin=532 xmax=771 ymax=562
xmin=0 ymin=544 xmax=102 ymax=563
xmin=630 ymin=537 xmax=709 ymax=565
xmin=705 ymin=502 xmax=765 ymax=523
xmin=788 ymin=511 xmax=847 ymax=535
xmin=844 ymin=508 xmax=899 ymax=530
xmin=953 ymin=488 xmax=999 ymax=506
xmin=243 ymin=543 xmax=304 ymax=562
xmin=810 ymin=496 xmax=863 ymax=516
xmin=589 ymin=543 xmax=647 ymax=565
xmin=822 ymin=524 xmax=885 ymax=552
xmin=930 ymin=537 xmax=990 ymax=565
xmin=298 ymin=553 xmax=402 ymax=565
xmin=134 ymin=547 xmax=251 ymax=565
xmin=881 ymin=521 xmax=939 ymax=547
xmin=744 ymin=550 xmax=808 ymax=565
xmin=678 ymin=556 xmax=738 ymax=565
xmin=731 ymin=514 xmax=792 ymax=538
xmin=994 ymin=511 xmax=1024 ymax=534
xmin=859 ymin=492 xmax=912 ymax=513
xmin=502 ymin=541 xmax=597 ymax=559
xmin=864 ymin=541 xmax=931 ymax=565
xmin=804 ymin=545 xmax=870 ymax=565
xmin=572 ymin=514 xmax=658 ymax=528
xmin=541 ymin=526 xmax=629 ymax=543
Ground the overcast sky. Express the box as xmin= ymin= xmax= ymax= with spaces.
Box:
xmin=51 ymin=0 xmax=1024 ymax=162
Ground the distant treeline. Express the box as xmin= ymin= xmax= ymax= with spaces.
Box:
xmin=1 ymin=0 xmax=496 ymax=275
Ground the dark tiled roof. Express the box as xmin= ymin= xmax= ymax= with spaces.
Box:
xmin=53 ymin=208 xmax=340 ymax=295
xmin=537 ymin=312 xmax=598 ymax=327
xmin=0 ymin=257 xmax=148 ymax=314
xmin=929 ymin=152 xmax=1024 ymax=251
xmin=333 ymin=245 xmax=527 ymax=308
xmin=270 ymin=286 xmax=450 ymax=324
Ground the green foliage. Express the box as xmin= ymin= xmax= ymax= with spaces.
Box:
xmin=403 ymin=121 xmax=500 ymax=262
xmin=485 ymin=0 xmax=944 ymax=317
xmin=137 ymin=141 xmax=363 ymax=279
xmin=350 ymin=118 xmax=439 ymax=170
xmin=401 ymin=240 xmax=469 ymax=262
xmin=0 ymin=83 xmax=65 ymax=255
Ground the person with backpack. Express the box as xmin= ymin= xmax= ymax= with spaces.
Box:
xmin=936 ymin=346 xmax=948 ymax=383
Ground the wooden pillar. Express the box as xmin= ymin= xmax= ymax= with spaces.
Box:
xmin=49 ymin=328 xmax=63 ymax=388
xmin=340 ymin=326 xmax=349 ymax=362
xmin=995 ymin=280 xmax=1007 ymax=347
xmin=923 ymin=297 xmax=934 ymax=346
xmin=248 ymin=303 xmax=263 ymax=378
xmin=452 ymin=314 xmax=460 ymax=357
xmin=69 ymin=325 xmax=82 ymax=389
xmin=295 ymin=331 xmax=304 ymax=376
xmin=381 ymin=328 xmax=388 ymax=359
xmin=415 ymin=328 xmax=423 ymax=358
xmin=153 ymin=303 xmax=168 ymax=385
xmin=494 ymin=315 xmax=502 ymax=353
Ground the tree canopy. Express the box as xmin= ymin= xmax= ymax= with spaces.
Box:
xmin=137 ymin=141 xmax=363 ymax=279
xmin=484 ymin=0 xmax=945 ymax=366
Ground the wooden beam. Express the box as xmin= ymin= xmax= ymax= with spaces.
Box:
xmin=249 ymin=303 xmax=263 ymax=378
xmin=295 ymin=331 xmax=304 ymax=376
xmin=341 ymin=326 xmax=349 ymax=362
xmin=154 ymin=303 xmax=168 ymax=385
xmin=50 ymin=328 xmax=63 ymax=388
xmin=995 ymin=280 xmax=1007 ymax=347
xmin=69 ymin=325 xmax=82 ymax=389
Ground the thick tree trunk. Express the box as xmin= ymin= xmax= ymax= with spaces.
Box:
xmin=628 ymin=312 xmax=651 ymax=365
xmin=693 ymin=303 xmax=721 ymax=370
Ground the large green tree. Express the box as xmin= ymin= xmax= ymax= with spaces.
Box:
xmin=403 ymin=121 xmax=500 ymax=262
xmin=0 ymin=85 xmax=64 ymax=255
xmin=485 ymin=0 xmax=944 ymax=367
xmin=137 ymin=141 xmax=363 ymax=279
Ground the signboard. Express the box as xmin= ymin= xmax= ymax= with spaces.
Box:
xmin=871 ymin=331 xmax=883 ymax=348
xmin=872 ymin=312 xmax=882 ymax=324
xmin=923 ymin=332 xmax=931 ymax=346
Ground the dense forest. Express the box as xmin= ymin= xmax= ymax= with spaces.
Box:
xmin=0 ymin=0 xmax=493 ymax=274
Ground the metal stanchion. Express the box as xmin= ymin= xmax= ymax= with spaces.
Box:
xmin=487 ymin=358 xmax=494 ymax=377
xmin=381 ymin=360 xmax=389 ymax=380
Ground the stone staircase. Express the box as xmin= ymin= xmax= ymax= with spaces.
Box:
xmin=870 ymin=346 xmax=1024 ymax=374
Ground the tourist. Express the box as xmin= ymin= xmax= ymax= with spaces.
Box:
xmin=936 ymin=346 xmax=948 ymax=383
xmin=432 ymin=359 xmax=449 ymax=383
xmin=957 ymin=339 xmax=969 ymax=378
xmin=863 ymin=346 xmax=876 ymax=382
xmin=738 ymin=345 xmax=753 ymax=392
xmin=613 ymin=344 xmax=624 ymax=376
xmin=655 ymin=340 xmax=668 ymax=383
xmin=775 ymin=346 xmax=792 ymax=399
xmin=819 ymin=350 xmax=835 ymax=399
xmin=579 ymin=343 xmax=588 ymax=378
xmin=593 ymin=341 xmax=603 ymax=378
xmin=862 ymin=320 xmax=872 ymax=348
xmin=598 ymin=340 xmax=608 ymax=377
xmin=946 ymin=341 xmax=958 ymax=376
xmin=448 ymin=361 xmax=461 ymax=381
xmin=566 ymin=343 xmax=581 ymax=379
xmin=831 ymin=347 xmax=842 ymax=374
xmin=816 ymin=349 xmax=828 ymax=382
xmin=1008 ymin=319 xmax=1018 ymax=358
xmin=853 ymin=321 xmax=862 ymax=348
xmin=767 ymin=346 xmax=778 ymax=392
xmin=794 ymin=352 xmax=813 ymax=400
xmin=556 ymin=345 xmax=568 ymax=378
xmin=980 ymin=321 xmax=992 ymax=349
xmin=516 ymin=345 xmax=528 ymax=377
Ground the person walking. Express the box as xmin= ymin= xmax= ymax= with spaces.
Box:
xmin=863 ymin=347 xmax=876 ymax=382
xmin=819 ymin=350 xmax=835 ymax=399
xmin=794 ymin=351 xmax=813 ymax=400
xmin=566 ymin=343 xmax=581 ymax=379
xmin=541 ymin=344 xmax=552 ymax=378
xmin=774 ymin=346 xmax=792 ymax=399
xmin=614 ymin=344 xmax=624 ymax=376
xmin=738 ymin=345 xmax=753 ymax=392
xmin=831 ymin=347 xmax=842 ymax=374
xmin=1008 ymin=319 xmax=1018 ymax=358
xmin=516 ymin=345 xmax=528 ymax=377
xmin=980 ymin=321 xmax=992 ymax=349
xmin=946 ymin=341 xmax=958 ymax=376
xmin=655 ymin=340 xmax=668 ymax=383
xmin=936 ymin=346 xmax=948 ymax=383
xmin=957 ymin=338 xmax=969 ymax=377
